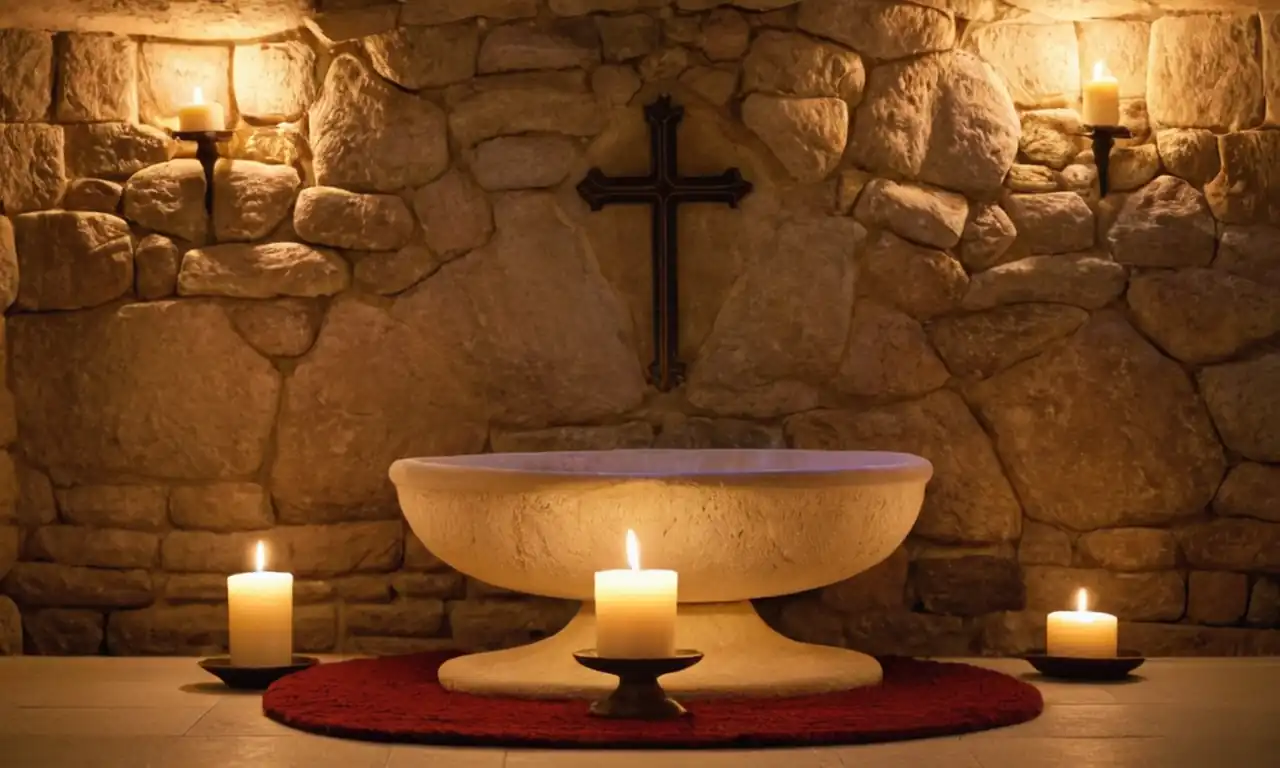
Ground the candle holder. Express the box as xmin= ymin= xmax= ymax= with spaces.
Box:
xmin=171 ymin=130 xmax=235 ymax=217
xmin=1083 ymin=125 xmax=1132 ymax=198
xmin=573 ymin=649 xmax=703 ymax=719
xmin=1024 ymin=649 xmax=1145 ymax=681
xmin=198 ymin=655 xmax=320 ymax=691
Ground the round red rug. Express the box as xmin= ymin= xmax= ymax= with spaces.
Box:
xmin=262 ymin=652 xmax=1042 ymax=748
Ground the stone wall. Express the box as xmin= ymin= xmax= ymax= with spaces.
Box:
xmin=0 ymin=0 xmax=1278 ymax=658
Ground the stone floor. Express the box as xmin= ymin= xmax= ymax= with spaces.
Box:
xmin=0 ymin=655 xmax=1276 ymax=767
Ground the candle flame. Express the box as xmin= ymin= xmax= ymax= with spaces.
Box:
xmin=1075 ymin=587 xmax=1089 ymax=612
xmin=255 ymin=541 xmax=266 ymax=572
xmin=192 ymin=86 xmax=205 ymax=105
xmin=625 ymin=529 xmax=640 ymax=571
xmin=1092 ymin=60 xmax=1112 ymax=81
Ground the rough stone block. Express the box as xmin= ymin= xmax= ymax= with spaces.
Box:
xmin=1127 ymin=268 xmax=1280 ymax=365
xmin=134 ymin=234 xmax=181 ymax=301
xmin=1149 ymin=15 xmax=1263 ymax=130
xmin=491 ymin=422 xmax=653 ymax=453
xmin=961 ymin=254 xmax=1127 ymax=311
xmin=403 ymin=536 xmax=448 ymax=572
xmin=741 ymin=30 xmax=864 ymax=102
xmin=1248 ymin=578 xmax=1280 ymax=626
xmin=1108 ymin=176 xmax=1216 ymax=267
xmin=834 ymin=302 xmax=949 ymax=398
xmin=64 ymin=123 xmax=175 ymax=180
xmin=844 ymin=610 xmax=978 ymax=657
xmin=1004 ymin=192 xmax=1095 ymax=255
xmin=652 ymin=417 xmax=783 ymax=450
xmin=412 ymin=168 xmax=494 ymax=257
xmin=967 ymin=315 xmax=1224 ymax=532
xmin=0 ymin=525 xmax=17 ymax=582
xmin=123 ymin=159 xmax=208 ymax=243
xmin=11 ymin=303 xmax=280 ymax=482
xmin=162 ymin=574 xmax=228 ymax=604
xmin=471 ymin=136 xmax=580 ymax=191
xmin=55 ymin=485 xmax=167 ymax=531
xmin=966 ymin=23 xmax=1078 ymax=107
xmin=914 ymin=556 xmax=1024 ymax=616
xmin=786 ymin=391 xmax=1022 ymax=545
xmin=852 ymin=51 xmax=1017 ymax=194
xmin=403 ymin=0 xmax=537 ymax=25
xmin=178 ymin=243 xmax=350 ymax=299
xmin=106 ymin=604 xmax=226 ymax=655
xmin=1024 ymin=566 xmax=1185 ymax=621
xmin=294 ymin=187 xmax=414 ymax=252
xmin=798 ymin=0 xmax=954 ymax=61
xmin=138 ymin=42 xmax=232 ymax=129
xmin=1179 ymin=518 xmax=1280 ymax=572
xmin=311 ymin=55 xmax=449 ymax=192
xmin=1214 ymin=463 xmax=1280 ymax=523
xmin=1157 ymin=129 xmax=1220 ymax=187
xmin=1198 ymin=353 xmax=1280 ymax=462
xmin=478 ymin=22 xmax=599 ymax=74
xmin=21 ymin=608 xmax=104 ymax=655
xmin=363 ymin=24 xmax=478 ymax=92
xmin=820 ymin=546 xmax=908 ymax=613
xmin=170 ymin=483 xmax=273 ymax=532
xmin=233 ymin=41 xmax=315 ymax=122
xmin=0 ymin=124 xmax=65 ymax=213
xmin=1266 ymin=13 xmax=1280 ymax=126
xmin=353 ymin=246 xmax=443 ymax=296
xmin=13 ymin=211 xmax=133 ymax=312
xmin=56 ymin=34 xmax=137 ymax=122
xmin=284 ymin=522 xmax=404 ymax=578
xmin=1216 ymin=224 xmax=1280 ymax=288
xmin=1019 ymin=109 xmax=1082 ymax=170
xmin=927 ymin=303 xmax=1087 ymax=380
xmin=854 ymin=179 xmax=967 ymax=250
xmin=448 ymin=599 xmax=577 ymax=651
xmin=449 ymin=82 xmax=603 ymax=147
xmin=1017 ymin=522 xmax=1073 ymax=566
xmin=0 ymin=29 xmax=53 ymax=121
xmin=0 ymin=218 xmax=17 ymax=312
xmin=343 ymin=635 xmax=456 ymax=655
xmin=1205 ymin=130 xmax=1280 ymax=225
xmin=296 ymin=603 xmax=337 ymax=652
xmin=859 ymin=231 xmax=967 ymax=320
xmin=0 ymin=596 xmax=19 ymax=655
xmin=331 ymin=575 xmax=394 ymax=604
xmin=62 ymin=179 xmax=124 ymax=214
xmin=346 ymin=600 xmax=445 ymax=638
xmin=3 ymin=562 xmax=153 ymax=609
xmin=1188 ymin=571 xmax=1249 ymax=625
xmin=212 ymin=160 xmax=300 ymax=243
xmin=225 ymin=299 xmax=322 ymax=358
xmin=596 ymin=13 xmax=658 ymax=62
xmin=391 ymin=572 xmax=466 ymax=600
xmin=741 ymin=94 xmax=847 ymax=183
xmin=27 ymin=526 xmax=159 ymax=570
xmin=1076 ymin=528 xmax=1177 ymax=571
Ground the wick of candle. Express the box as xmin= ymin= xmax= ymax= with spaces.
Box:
xmin=1075 ymin=587 xmax=1089 ymax=612
xmin=625 ymin=529 xmax=640 ymax=571
xmin=255 ymin=540 xmax=266 ymax=573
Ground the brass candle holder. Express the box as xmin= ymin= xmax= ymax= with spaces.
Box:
xmin=573 ymin=649 xmax=703 ymax=719
xmin=1084 ymin=124 xmax=1132 ymax=198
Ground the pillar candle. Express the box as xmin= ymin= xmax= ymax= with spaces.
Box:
xmin=1046 ymin=588 xmax=1118 ymax=658
xmin=1082 ymin=61 xmax=1120 ymax=126
xmin=227 ymin=541 xmax=293 ymax=667
xmin=177 ymin=87 xmax=226 ymax=132
xmin=594 ymin=530 xmax=677 ymax=659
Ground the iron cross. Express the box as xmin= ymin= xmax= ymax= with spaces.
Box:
xmin=577 ymin=95 xmax=753 ymax=392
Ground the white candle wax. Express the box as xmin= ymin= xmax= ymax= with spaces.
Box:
xmin=1082 ymin=60 xmax=1120 ymax=126
xmin=1047 ymin=588 xmax=1118 ymax=658
xmin=178 ymin=87 xmax=226 ymax=132
xmin=594 ymin=530 xmax=677 ymax=659
xmin=227 ymin=541 xmax=293 ymax=667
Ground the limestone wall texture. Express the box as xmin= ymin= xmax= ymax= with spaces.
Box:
xmin=0 ymin=0 xmax=1278 ymax=658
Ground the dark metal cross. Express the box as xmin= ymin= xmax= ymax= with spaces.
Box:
xmin=577 ymin=95 xmax=753 ymax=392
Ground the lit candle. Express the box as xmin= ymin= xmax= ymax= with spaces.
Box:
xmin=227 ymin=541 xmax=293 ymax=667
xmin=1082 ymin=61 xmax=1120 ymax=126
xmin=594 ymin=530 xmax=677 ymax=659
xmin=177 ymin=87 xmax=226 ymax=132
xmin=1047 ymin=588 xmax=1118 ymax=658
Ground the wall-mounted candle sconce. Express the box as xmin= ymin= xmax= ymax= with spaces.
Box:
xmin=1081 ymin=61 xmax=1129 ymax=197
xmin=171 ymin=87 xmax=233 ymax=215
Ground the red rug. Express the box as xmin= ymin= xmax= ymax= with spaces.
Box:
xmin=262 ymin=652 xmax=1042 ymax=748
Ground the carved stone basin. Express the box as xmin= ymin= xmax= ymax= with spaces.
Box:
xmin=390 ymin=449 xmax=932 ymax=699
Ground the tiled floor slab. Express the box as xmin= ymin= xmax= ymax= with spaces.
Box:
xmin=0 ymin=657 xmax=1277 ymax=767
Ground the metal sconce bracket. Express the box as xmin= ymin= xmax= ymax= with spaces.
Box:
xmin=172 ymin=130 xmax=235 ymax=216
xmin=1085 ymin=125 xmax=1133 ymax=198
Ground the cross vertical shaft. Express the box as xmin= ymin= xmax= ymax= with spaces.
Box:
xmin=577 ymin=95 xmax=753 ymax=392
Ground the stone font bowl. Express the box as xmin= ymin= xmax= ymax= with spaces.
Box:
xmin=391 ymin=449 xmax=932 ymax=603
xmin=390 ymin=449 xmax=933 ymax=699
